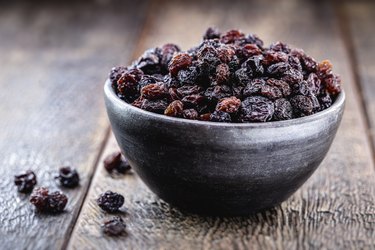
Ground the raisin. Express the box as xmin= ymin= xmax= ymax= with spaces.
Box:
xmin=260 ymin=84 xmax=282 ymax=100
xmin=181 ymin=94 xmax=205 ymax=109
xmin=216 ymin=63 xmax=230 ymax=84
xmin=269 ymin=41 xmax=290 ymax=53
xmin=203 ymin=27 xmax=221 ymax=40
xmin=117 ymin=69 xmax=143 ymax=99
xmin=55 ymin=167 xmax=79 ymax=188
xmin=216 ymin=96 xmax=241 ymax=113
xmin=245 ymin=33 xmax=264 ymax=48
xmin=235 ymin=67 xmax=252 ymax=85
xmin=263 ymin=51 xmax=288 ymax=66
xmin=199 ymin=113 xmax=211 ymax=121
xmin=317 ymin=60 xmax=333 ymax=78
xmin=274 ymin=98 xmax=293 ymax=120
xmin=324 ymin=73 xmax=341 ymax=95
xmin=204 ymin=85 xmax=232 ymax=102
xmin=176 ymin=85 xmax=202 ymax=97
xmin=102 ymin=216 xmax=127 ymax=236
xmin=141 ymin=99 xmax=168 ymax=114
xmin=266 ymin=78 xmax=291 ymax=97
xmin=290 ymin=95 xmax=314 ymax=116
xmin=14 ymin=170 xmax=37 ymax=193
xmin=103 ymin=152 xmax=131 ymax=174
xmin=220 ymin=30 xmax=245 ymax=44
xmin=182 ymin=109 xmax=199 ymax=120
xmin=306 ymin=73 xmax=321 ymax=95
xmin=165 ymin=100 xmax=184 ymax=117
xmin=97 ymin=191 xmax=124 ymax=213
xmin=169 ymin=53 xmax=192 ymax=76
xmin=30 ymin=187 xmax=68 ymax=213
xmin=241 ymin=44 xmax=262 ymax=58
xmin=319 ymin=91 xmax=333 ymax=109
xmin=240 ymin=96 xmax=274 ymax=122
xmin=140 ymin=83 xmax=168 ymax=100
xmin=135 ymin=48 xmax=161 ymax=75
xmin=288 ymin=56 xmax=302 ymax=72
xmin=160 ymin=44 xmax=180 ymax=72
xmin=217 ymin=45 xmax=236 ymax=63
xmin=267 ymin=62 xmax=290 ymax=76
xmin=109 ymin=66 xmax=127 ymax=89
xmin=210 ymin=111 xmax=232 ymax=122
xmin=243 ymin=56 xmax=264 ymax=76
xmin=177 ymin=66 xmax=199 ymax=85
xmin=281 ymin=68 xmax=303 ymax=84
xmin=243 ymin=78 xmax=266 ymax=97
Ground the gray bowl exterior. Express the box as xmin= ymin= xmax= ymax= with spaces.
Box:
xmin=104 ymin=80 xmax=345 ymax=215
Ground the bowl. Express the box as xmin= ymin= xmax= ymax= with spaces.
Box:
xmin=104 ymin=79 xmax=345 ymax=216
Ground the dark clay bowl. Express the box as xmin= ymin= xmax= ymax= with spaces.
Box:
xmin=104 ymin=79 xmax=345 ymax=216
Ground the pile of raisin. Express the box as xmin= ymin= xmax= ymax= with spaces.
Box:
xmin=30 ymin=187 xmax=68 ymax=213
xmin=110 ymin=27 xmax=342 ymax=123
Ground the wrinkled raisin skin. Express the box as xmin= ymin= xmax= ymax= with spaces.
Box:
xmin=30 ymin=187 xmax=68 ymax=213
xmin=104 ymin=152 xmax=131 ymax=174
xmin=97 ymin=191 xmax=125 ymax=213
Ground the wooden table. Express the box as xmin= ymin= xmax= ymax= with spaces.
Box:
xmin=1 ymin=0 xmax=375 ymax=249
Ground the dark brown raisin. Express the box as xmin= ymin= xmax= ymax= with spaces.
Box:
xmin=102 ymin=216 xmax=127 ymax=236
xmin=97 ymin=191 xmax=124 ymax=213
xmin=240 ymin=96 xmax=274 ymax=122
xmin=135 ymin=48 xmax=161 ymax=75
xmin=168 ymin=53 xmax=193 ymax=76
xmin=55 ymin=167 xmax=79 ymax=188
xmin=216 ymin=63 xmax=230 ymax=84
xmin=199 ymin=113 xmax=211 ymax=121
xmin=210 ymin=111 xmax=232 ymax=122
xmin=182 ymin=109 xmax=199 ymax=120
xmin=164 ymin=100 xmax=184 ymax=117
xmin=104 ymin=152 xmax=131 ymax=174
xmin=141 ymin=99 xmax=168 ymax=114
xmin=243 ymin=78 xmax=266 ymax=97
xmin=324 ymin=73 xmax=341 ymax=95
xmin=204 ymin=85 xmax=232 ymax=102
xmin=140 ymin=83 xmax=168 ymax=100
xmin=14 ymin=170 xmax=37 ymax=193
xmin=220 ymin=30 xmax=245 ymax=44
xmin=160 ymin=44 xmax=180 ymax=72
xmin=290 ymin=95 xmax=314 ymax=116
xmin=181 ymin=94 xmax=205 ymax=109
xmin=30 ymin=187 xmax=68 ymax=213
xmin=176 ymin=85 xmax=202 ymax=97
xmin=216 ymin=96 xmax=241 ymax=113
xmin=274 ymin=98 xmax=293 ymax=120
xmin=269 ymin=41 xmax=290 ymax=53
xmin=203 ymin=27 xmax=221 ymax=40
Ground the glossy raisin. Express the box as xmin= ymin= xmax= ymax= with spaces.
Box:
xmin=169 ymin=53 xmax=193 ymax=76
xmin=216 ymin=96 xmax=241 ymax=113
xmin=97 ymin=191 xmax=124 ymax=213
xmin=14 ymin=170 xmax=37 ymax=193
xmin=140 ymin=83 xmax=168 ymax=100
xmin=103 ymin=152 xmax=131 ymax=174
xmin=274 ymin=98 xmax=293 ymax=120
xmin=290 ymin=95 xmax=314 ymax=116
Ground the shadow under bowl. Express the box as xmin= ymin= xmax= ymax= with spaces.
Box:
xmin=104 ymin=80 xmax=345 ymax=216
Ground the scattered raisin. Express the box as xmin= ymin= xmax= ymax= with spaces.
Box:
xmin=97 ymin=191 xmax=124 ymax=213
xmin=102 ymin=216 xmax=127 ymax=236
xmin=104 ymin=152 xmax=131 ymax=174
xmin=14 ymin=170 xmax=37 ymax=193
xmin=55 ymin=167 xmax=79 ymax=188
xmin=30 ymin=187 xmax=68 ymax=213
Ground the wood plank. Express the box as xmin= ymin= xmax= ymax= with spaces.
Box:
xmin=342 ymin=1 xmax=375 ymax=160
xmin=69 ymin=0 xmax=375 ymax=249
xmin=0 ymin=1 xmax=149 ymax=249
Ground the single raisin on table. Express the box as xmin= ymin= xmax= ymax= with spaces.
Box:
xmin=110 ymin=27 xmax=342 ymax=123
xmin=30 ymin=187 xmax=68 ymax=213
xmin=14 ymin=170 xmax=37 ymax=193
xmin=97 ymin=191 xmax=124 ymax=213
xmin=102 ymin=216 xmax=127 ymax=236
xmin=55 ymin=166 xmax=79 ymax=188
xmin=103 ymin=152 xmax=131 ymax=174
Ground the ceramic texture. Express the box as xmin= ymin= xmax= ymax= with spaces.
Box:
xmin=104 ymin=80 xmax=345 ymax=215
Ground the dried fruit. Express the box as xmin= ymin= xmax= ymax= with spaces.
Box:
xmin=104 ymin=152 xmax=131 ymax=174
xmin=97 ymin=191 xmax=124 ymax=213
xmin=55 ymin=167 xmax=79 ymax=188
xmin=30 ymin=187 xmax=68 ymax=213
xmin=14 ymin=170 xmax=37 ymax=193
xmin=164 ymin=100 xmax=184 ymax=117
xmin=111 ymin=28 xmax=342 ymax=122
xmin=216 ymin=96 xmax=241 ymax=113
xmin=102 ymin=216 xmax=127 ymax=236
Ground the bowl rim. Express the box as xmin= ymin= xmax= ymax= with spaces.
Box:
xmin=104 ymin=79 xmax=345 ymax=128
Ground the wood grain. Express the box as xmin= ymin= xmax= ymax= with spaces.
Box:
xmin=69 ymin=0 xmax=375 ymax=249
xmin=0 ymin=1 xmax=148 ymax=249
xmin=342 ymin=1 xmax=375 ymax=159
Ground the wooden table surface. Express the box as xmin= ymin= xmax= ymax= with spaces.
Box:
xmin=1 ymin=0 xmax=375 ymax=249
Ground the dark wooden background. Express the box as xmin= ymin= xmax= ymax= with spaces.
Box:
xmin=1 ymin=0 xmax=375 ymax=249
